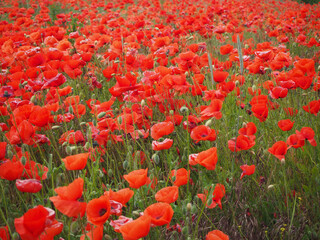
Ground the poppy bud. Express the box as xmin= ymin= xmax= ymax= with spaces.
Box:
xmin=66 ymin=146 xmax=72 ymax=155
xmin=52 ymin=125 xmax=61 ymax=130
xmin=127 ymin=145 xmax=133 ymax=154
xmin=98 ymin=112 xmax=107 ymax=118
xmin=141 ymin=99 xmax=145 ymax=107
xmin=132 ymin=211 xmax=140 ymax=218
xmin=108 ymin=169 xmax=113 ymax=177
xmin=12 ymin=232 xmax=19 ymax=240
xmin=56 ymin=173 xmax=66 ymax=186
xmin=180 ymin=106 xmax=189 ymax=115
xmin=252 ymin=85 xmax=257 ymax=92
xmin=6 ymin=149 xmax=13 ymax=159
xmin=118 ymin=116 xmax=123 ymax=125
xmin=98 ymin=170 xmax=104 ymax=178
xmin=123 ymin=160 xmax=129 ymax=169
xmin=84 ymin=142 xmax=90 ymax=150
xmin=205 ymin=119 xmax=213 ymax=127
xmin=80 ymin=122 xmax=87 ymax=126
xmin=104 ymin=234 xmax=112 ymax=240
xmin=70 ymin=221 xmax=80 ymax=233
xmin=187 ymin=203 xmax=192 ymax=211
xmin=268 ymin=184 xmax=275 ymax=189
xmin=68 ymin=106 xmax=73 ymax=114
xmin=20 ymin=156 xmax=27 ymax=165
xmin=30 ymin=95 xmax=36 ymax=103
xmin=152 ymin=154 xmax=160 ymax=164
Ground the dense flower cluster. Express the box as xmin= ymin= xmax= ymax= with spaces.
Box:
xmin=0 ymin=0 xmax=319 ymax=239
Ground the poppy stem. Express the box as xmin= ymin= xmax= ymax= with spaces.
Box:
xmin=193 ymin=201 xmax=206 ymax=239
xmin=207 ymin=52 xmax=215 ymax=89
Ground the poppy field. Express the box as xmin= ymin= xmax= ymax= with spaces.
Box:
xmin=0 ymin=0 xmax=320 ymax=239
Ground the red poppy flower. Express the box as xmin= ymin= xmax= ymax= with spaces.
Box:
xmin=252 ymin=103 xmax=268 ymax=122
xmin=269 ymin=86 xmax=288 ymax=99
xmin=151 ymin=121 xmax=174 ymax=140
xmin=119 ymin=215 xmax=151 ymax=240
xmin=206 ymin=230 xmax=229 ymax=240
xmin=14 ymin=205 xmax=63 ymax=240
xmin=155 ymin=186 xmax=179 ymax=203
xmin=278 ymin=119 xmax=294 ymax=131
xmin=0 ymin=142 xmax=7 ymax=160
xmin=110 ymin=216 xmax=133 ymax=233
xmin=152 ymin=138 xmax=173 ymax=151
xmin=28 ymin=106 xmax=50 ymax=127
xmin=87 ymin=195 xmax=111 ymax=226
xmin=17 ymin=120 xmax=34 ymax=141
xmin=296 ymin=127 xmax=317 ymax=146
xmin=80 ymin=224 xmax=103 ymax=240
xmin=268 ymin=141 xmax=288 ymax=161
xmin=213 ymin=71 xmax=229 ymax=83
xmin=16 ymin=179 xmax=42 ymax=193
xmin=27 ymin=53 xmax=45 ymax=67
xmin=197 ymin=184 xmax=226 ymax=209
xmin=59 ymin=130 xmax=85 ymax=145
xmin=61 ymin=152 xmax=90 ymax=170
xmin=170 ymin=168 xmax=190 ymax=187
xmin=0 ymin=159 xmax=24 ymax=181
xmin=0 ymin=226 xmax=9 ymax=240
xmin=124 ymin=168 xmax=148 ymax=189
xmin=238 ymin=122 xmax=257 ymax=136
xmin=284 ymin=107 xmax=298 ymax=116
xmin=105 ymin=188 xmax=134 ymax=206
xmin=302 ymin=100 xmax=320 ymax=116
xmin=220 ymin=44 xmax=233 ymax=55
xmin=191 ymin=147 xmax=218 ymax=170
xmin=200 ymin=99 xmax=223 ymax=120
xmin=144 ymin=202 xmax=174 ymax=226
xmin=294 ymin=58 xmax=315 ymax=75
xmin=23 ymin=160 xmax=48 ymax=180
xmin=190 ymin=125 xmax=217 ymax=143
xmin=287 ymin=134 xmax=305 ymax=149
xmin=228 ymin=135 xmax=255 ymax=152
xmin=240 ymin=165 xmax=256 ymax=179
xmin=49 ymin=178 xmax=87 ymax=218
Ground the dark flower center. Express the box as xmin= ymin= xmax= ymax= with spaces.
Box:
xmin=99 ymin=208 xmax=107 ymax=216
